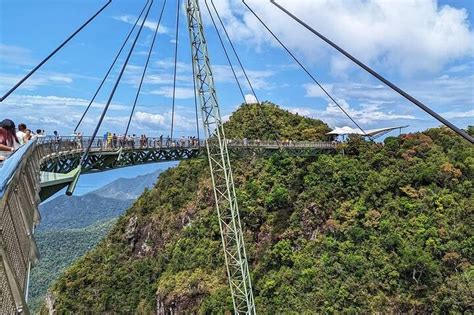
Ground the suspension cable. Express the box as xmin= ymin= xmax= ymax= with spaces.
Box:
xmin=207 ymin=0 xmax=279 ymax=140
xmin=124 ymin=0 xmax=168 ymax=137
xmin=210 ymin=0 xmax=281 ymax=140
xmin=242 ymin=0 xmax=372 ymax=140
xmin=271 ymin=0 xmax=473 ymax=144
xmin=78 ymin=0 xmax=154 ymax=169
xmin=208 ymin=0 xmax=259 ymax=104
xmin=170 ymin=0 xmax=181 ymax=139
xmin=204 ymin=1 xmax=247 ymax=101
xmin=190 ymin=47 xmax=201 ymax=140
xmin=75 ymin=0 xmax=150 ymax=132
xmin=0 ymin=0 xmax=112 ymax=102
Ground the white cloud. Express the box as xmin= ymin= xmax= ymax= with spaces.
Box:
xmin=154 ymin=60 xmax=191 ymax=73
xmin=302 ymin=72 xmax=474 ymax=118
xmin=2 ymin=94 xmax=129 ymax=111
xmin=441 ymin=109 xmax=474 ymax=119
xmin=150 ymin=87 xmax=195 ymax=99
xmin=0 ymin=44 xmax=34 ymax=66
xmin=48 ymin=75 xmax=73 ymax=84
xmin=210 ymin=0 xmax=474 ymax=76
xmin=304 ymin=83 xmax=333 ymax=98
xmin=145 ymin=74 xmax=174 ymax=85
xmin=0 ymin=72 xmax=74 ymax=92
xmin=113 ymin=15 xmax=169 ymax=34
xmin=212 ymin=64 xmax=275 ymax=89
xmin=131 ymin=110 xmax=197 ymax=134
xmin=134 ymin=111 xmax=166 ymax=125
xmin=290 ymin=98 xmax=416 ymax=127
xmin=244 ymin=94 xmax=257 ymax=104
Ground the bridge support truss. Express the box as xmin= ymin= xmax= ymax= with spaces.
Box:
xmin=186 ymin=0 xmax=256 ymax=313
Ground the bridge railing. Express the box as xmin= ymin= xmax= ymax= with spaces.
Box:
xmin=36 ymin=136 xmax=205 ymax=154
xmin=226 ymin=139 xmax=336 ymax=149
xmin=34 ymin=136 xmax=336 ymax=154
xmin=0 ymin=138 xmax=41 ymax=312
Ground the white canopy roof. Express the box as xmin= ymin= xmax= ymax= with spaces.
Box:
xmin=327 ymin=125 xmax=408 ymax=137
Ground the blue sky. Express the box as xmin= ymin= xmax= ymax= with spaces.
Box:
xmin=1 ymin=0 xmax=472 ymax=138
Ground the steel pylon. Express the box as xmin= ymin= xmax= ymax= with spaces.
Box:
xmin=185 ymin=0 xmax=256 ymax=313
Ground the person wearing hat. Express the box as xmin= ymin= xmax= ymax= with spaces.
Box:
xmin=0 ymin=119 xmax=21 ymax=161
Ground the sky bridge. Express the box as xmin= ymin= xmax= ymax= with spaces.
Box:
xmin=37 ymin=136 xmax=336 ymax=199
xmin=1 ymin=0 xmax=471 ymax=313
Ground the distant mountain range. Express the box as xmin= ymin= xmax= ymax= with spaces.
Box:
xmin=28 ymin=169 xmax=164 ymax=312
xmin=37 ymin=170 xmax=162 ymax=231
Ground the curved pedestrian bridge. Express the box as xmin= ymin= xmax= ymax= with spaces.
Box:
xmin=0 ymin=136 xmax=336 ymax=313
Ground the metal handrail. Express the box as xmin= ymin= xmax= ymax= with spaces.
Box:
xmin=33 ymin=136 xmax=336 ymax=153
xmin=0 ymin=138 xmax=38 ymax=199
xmin=0 ymin=137 xmax=41 ymax=312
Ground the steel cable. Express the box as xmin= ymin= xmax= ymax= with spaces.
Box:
xmin=209 ymin=0 xmax=259 ymax=104
xmin=79 ymin=0 xmax=154 ymax=168
xmin=270 ymin=0 xmax=473 ymax=144
xmin=242 ymin=0 xmax=373 ymax=141
xmin=75 ymin=0 xmax=151 ymax=132
xmin=209 ymin=0 xmax=281 ymax=140
xmin=0 ymin=0 xmax=112 ymax=102
xmin=204 ymin=1 xmax=247 ymax=103
xmin=190 ymin=48 xmax=201 ymax=140
xmin=124 ymin=0 xmax=168 ymax=137
xmin=170 ymin=0 xmax=181 ymax=139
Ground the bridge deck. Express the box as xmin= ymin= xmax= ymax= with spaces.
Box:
xmin=37 ymin=137 xmax=336 ymax=173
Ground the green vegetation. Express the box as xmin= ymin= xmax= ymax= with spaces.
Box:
xmin=43 ymin=104 xmax=473 ymax=313
xmin=223 ymin=102 xmax=330 ymax=140
xmin=29 ymin=220 xmax=115 ymax=312
xmin=29 ymin=171 xmax=162 ymax=313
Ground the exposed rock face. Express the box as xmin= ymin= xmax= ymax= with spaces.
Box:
xmin=156 ymin=296 xmax=181 ymax=315
xmin=125 ymin=215 xmax=138 ymax=251
xmin=45 ymin=292 xmax=56 ymax=315
xmin=302 ymin=202 xmax=321 ymax=239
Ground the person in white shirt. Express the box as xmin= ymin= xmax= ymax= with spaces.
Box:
xmin=16 ymin=123 xmax=28 ymax=145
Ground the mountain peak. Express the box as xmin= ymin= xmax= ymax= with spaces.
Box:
xmin=92 ymin=169 xmax=162 ymax=200
xmin=223 ymin=102 xmax=330 ymax=140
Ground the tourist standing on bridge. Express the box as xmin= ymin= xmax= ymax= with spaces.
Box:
xmin=106 ymin=132 xmax=112 ymax=149
xmin=101 ymin=132 xmax=107 ymax=149
xmin=53 ymin=130 xmax=61 ymax=152
xmin=0 ymin=119 xmax=20 ymax=162
xmin=119 ymin=134 xmax=125 ymax=147
xmin=76 ymin=132 xmax=83 ymax=149
xmin=126 ymin=134 xmax=133 ymax=148
xmin=16 ymin=123 xmax=31 ymax=145
xmin=35 ymin=129 xmax=46 ymax=138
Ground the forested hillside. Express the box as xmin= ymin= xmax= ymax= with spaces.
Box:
xmin=43 ymin=103 xmax=473 ymax=313
xmin=29 ymin=170 xmax=162 ymax=312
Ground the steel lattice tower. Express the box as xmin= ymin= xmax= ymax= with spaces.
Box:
xmin=186 ymin=0 xmax=256 ymax=313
